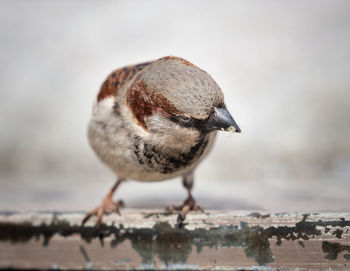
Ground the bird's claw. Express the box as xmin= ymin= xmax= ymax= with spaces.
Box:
xmin=166 ymin=196 xmax=203 ymax=227
xmin=82 ymin=199 xmax=124 ymax=227
xmin=115 ymin=200 xmax=125 ymax=216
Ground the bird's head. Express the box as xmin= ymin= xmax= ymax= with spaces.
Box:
xmin=126 ymin=56 xmax=240 ymax=149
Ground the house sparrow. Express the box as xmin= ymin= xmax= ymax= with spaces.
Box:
xmin=82 ymin=56 xmax=241 ymax=226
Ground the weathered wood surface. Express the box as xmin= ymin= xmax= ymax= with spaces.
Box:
xmin=0 ymin=210 xmax=349 ymax=270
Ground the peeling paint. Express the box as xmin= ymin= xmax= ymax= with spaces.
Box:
xmin=332 ymin=229 xmax=344 ymax=239
xmin=322 ymin=241 xmax=350 ymax=260
xmin=248 ymin=212 xmax=271 ymax=219
xmin=1 ymin=213 xmax=349 ymax=267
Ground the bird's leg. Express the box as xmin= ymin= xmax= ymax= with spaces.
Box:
xmin=82 ymin=178 xmax=125 ymax=227
xmin=166 ymin=171 xmax=203 ymax=224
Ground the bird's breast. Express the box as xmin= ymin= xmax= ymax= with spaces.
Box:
xmin=131 ymin=134 xmax=210 ymax=175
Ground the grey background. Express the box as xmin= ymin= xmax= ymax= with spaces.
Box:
xmin=1 ymin=0 xmax=349 ymax=212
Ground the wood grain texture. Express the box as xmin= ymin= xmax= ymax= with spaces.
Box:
xmin=0 ymin=210 xmax=349 ymax=270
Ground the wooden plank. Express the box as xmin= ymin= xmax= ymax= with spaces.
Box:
xmin=0 ymin=210 xmax=349 ymax=270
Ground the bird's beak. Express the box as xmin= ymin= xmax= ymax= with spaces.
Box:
xmin=206 ymin=107 xmax=241 ymax=133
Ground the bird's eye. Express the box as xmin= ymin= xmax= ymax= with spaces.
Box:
xmin=179 ymin=116 xmax=191 ymax=122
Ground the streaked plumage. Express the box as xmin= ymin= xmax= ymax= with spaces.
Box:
xmin=83 ymin=56 xmax=241 ymax=226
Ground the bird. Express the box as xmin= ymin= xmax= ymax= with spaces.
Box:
xmin=82 ymin=56 xmax=241 ymax=227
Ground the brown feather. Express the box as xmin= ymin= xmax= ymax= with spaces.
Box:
xmin=126 ymin=79 xmax=183 ymax=130
xmin=97 ymin=62 xmax=151 ymax=102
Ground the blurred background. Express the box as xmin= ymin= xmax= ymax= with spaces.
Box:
xmin=1 ymin=0 xmax=349 ymax=213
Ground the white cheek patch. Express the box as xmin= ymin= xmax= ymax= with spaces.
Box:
xmin=92 ymin=96 xmax=116 ymax=121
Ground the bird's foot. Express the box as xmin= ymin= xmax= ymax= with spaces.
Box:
xmin=166 ymin=196 xmax=203 ymax=227
xmin=82 ymin=196 xmax=124 ymax=227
